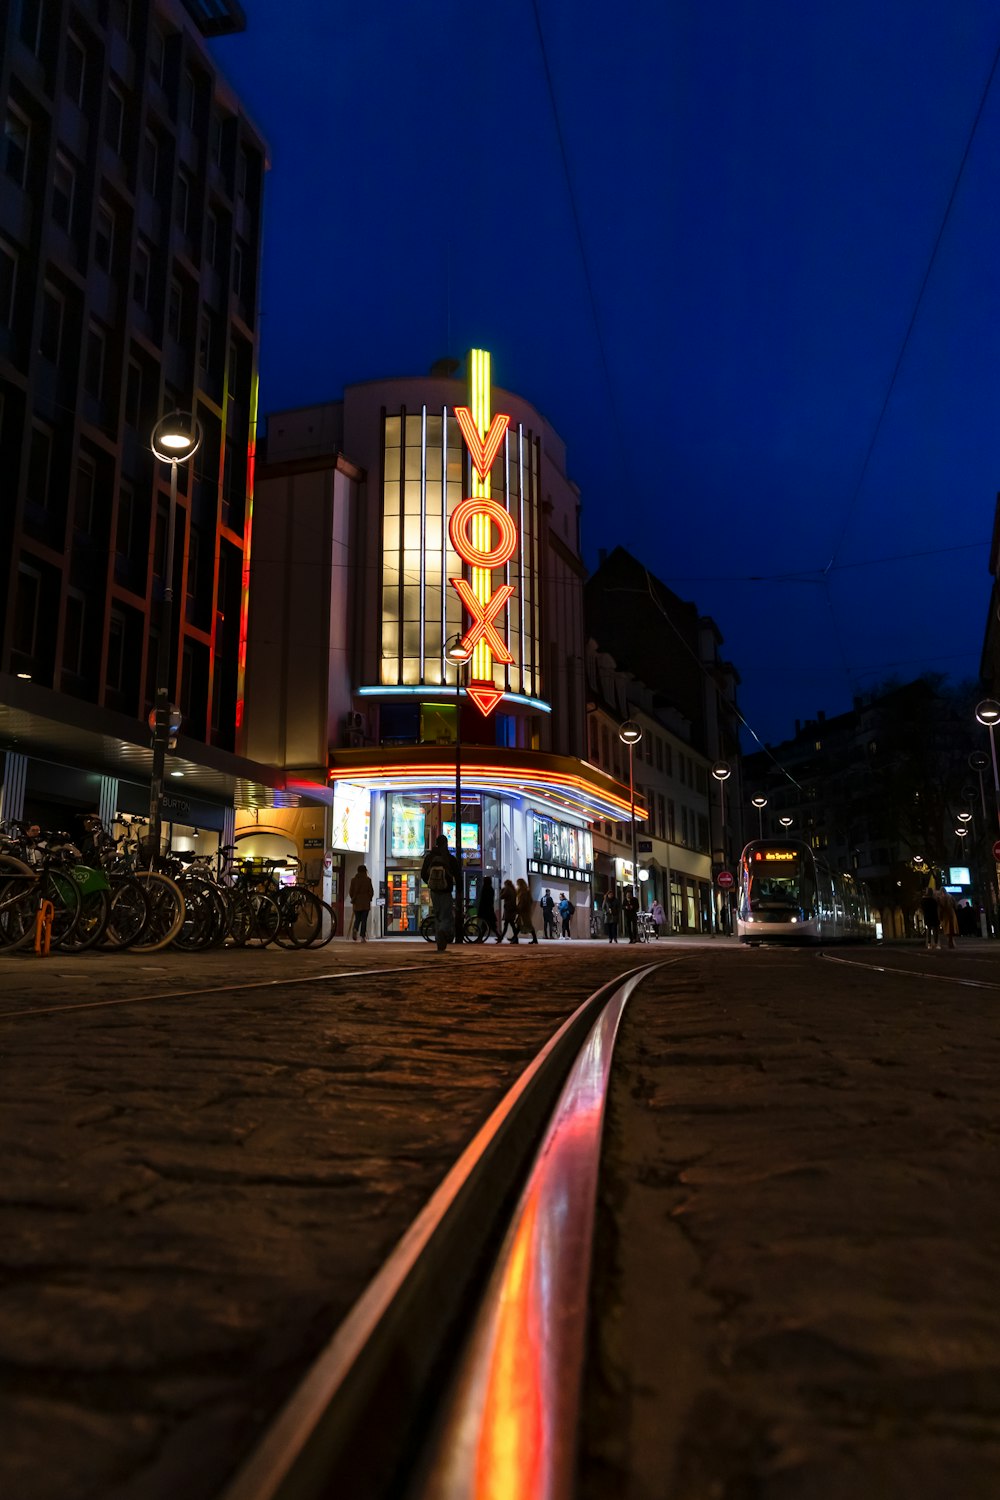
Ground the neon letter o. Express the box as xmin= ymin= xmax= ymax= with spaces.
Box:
xmin=449 ymin=498 xmax=518 ymax=569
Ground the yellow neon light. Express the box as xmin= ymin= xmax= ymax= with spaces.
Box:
xmin=327 ymin=760 xmax=646 ymax=821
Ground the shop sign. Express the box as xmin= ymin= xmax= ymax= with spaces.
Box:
xmin=450 ymin=348 xmax=516 ymax=719
xmin=637 ymin=839 xmax=653 ymax=853
xmin=303 ymin=838 xmax=324 ymax=849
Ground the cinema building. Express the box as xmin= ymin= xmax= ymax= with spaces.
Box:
xmin=240 ymin=351 xmax=642 ymax=936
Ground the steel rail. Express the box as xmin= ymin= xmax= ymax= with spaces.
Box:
xmin=219 ymin=960 xmax=672 ymax=1500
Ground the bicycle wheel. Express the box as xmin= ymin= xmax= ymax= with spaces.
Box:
xmin=61 ymin=888 xmax=112 ymax=951
xmin=173 ymin=878 xmax=227 ymax=952
xmin=102 ymin=878 xmax=151 ymax=949
xmin=278 ymin=887 xmax=325 ymax=948
xmin=42 ymin=870 xmax=82 ymax=951
xmin=252 ymin=892 xmax=281 ymax=946
xmin=464 ymin=914 xmax=488 ymax=943
xmin=419 ymin=914 xmax=436 ymax=943
xmin=0 ymin=856 xmax=39 ymax=953
xmin=129 ymin=872 xmax=185 ymax=952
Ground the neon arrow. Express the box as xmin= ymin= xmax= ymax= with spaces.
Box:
xmin=454 ymin=407 xmax=510 ymax=481
xmin=466 ymin=682 xmax=505 ymax=717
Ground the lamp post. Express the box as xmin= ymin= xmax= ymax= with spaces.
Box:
xmin=751 ymin=794 xmax=767 ymax=840
xmin=712 ymin=761 xmax=732 ymax=934
xmin=619 ymin=720 xmax=643 ymax=903
xmin=148 ymin=411 xmax=201 ymax=865
xmin=779 ymin=815 xmax=794 ymax=831
xmin=975 ymin=700 xmax=1000 ymax=833
xmin=446 ymin=635 xmax=472 ymax=944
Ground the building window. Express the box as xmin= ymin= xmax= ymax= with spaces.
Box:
xmin=209 ymin=111 xmax=224 ymax=166
xmin=63 ymin=591 xmax=85 ymax=676
xmin=84 ymin=324 xmax=106 ymax=399
xmin=148 ymin=27 xmax=165 ymax=87
xmin=204 ymin=208 xmax=218 ymax=267
xmin=133 ymin=240 xmax=151 ymax=309
xmin=4 ymin=105 xmax=30 ymax=188
xmin=74 ymin=454 xmax=96 ymax=531
xmin=198 ymin=311 xmax=211 ymax=370
xmin=26 ymin=423 xmax=52 ymax=510
xmin=124 ymin=357 xmax=142 ymax=428
xmin=104 ymin=82 xmax=125 ymax=155
xmin=167 ymin=277 xmax=182 ymax=340
xmin=236 ymin=145 xmax=249 ymax=198
xmin=141 ymin=131 xmax=158 ymax=194
xmin=94 ymin=200 xmax=115 ymax=272
xmin=39 ymin=282 xmax=64 ymax=363
xmin=17 ymin=0 xmax=44 ymax=55
xmin=115 ymin=482 xmax=134 ymax=557
xmin=52 ymin=153 xmax=76 ymax=234
xmin=174 ymin=169 xmax=191 ymax=234
xmin=109 ymin=0 xmax=132 ymax=42
xmin=232 ymin=238 xmax=243 ymax=297
xmin=0 ymin=239 xmax=16 ymax=328
xmin=65 ymin=31 xmax=86 ymax=107
xmin=14 ymin=565 xmax=41 ymax=656
xmin=106 ymin=609 xmax=125 ymax=690
xmin=180 ymin=67 xmax=197 ymax=129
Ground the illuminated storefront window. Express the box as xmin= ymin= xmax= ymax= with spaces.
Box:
xmin=527 ymin=812 xmax=594 ymax=880
xmin=384 ymin=789 xmax=510 ymax=935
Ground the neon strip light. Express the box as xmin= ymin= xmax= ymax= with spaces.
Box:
xmin=328 ymin=760 xmax=646 ymax=822
xmin=419 ymin=404 xmax=427 ymax=668
xmin=235 ymin=368 xmax=260 ymax=732
xmin=449 ymin=497 xmax=518 ymax=568
xmin=357 ymin=684 xmax=551 ymax=713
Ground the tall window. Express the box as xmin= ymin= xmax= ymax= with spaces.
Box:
xmin=4 ymin=106 xmax=30 ymax=188
xmin=132 ymin=240 xmax=151 ymax=309
xmin=141 ymin=131 xmax=158 ymax=194
xmin=63 ymin=591 xmax=85 ymax=676
xmin=115 ymin=482 xmax=134 ymax=557
xmin=106 ymin=609 xmax=125 ymax=690
xmin=74 ymin=454 xmax=96 ymax=531
xmin=26 ymin=423 xmax=53 ymax=510
xmin=17 ymin=0 xmax=44 ymax=55
xmin=167 ymin=277 xmax=182 ymax=339
xmin=52 ymin=153 xmax=75 ymax=233
xmin=104 ymin=83 xmax=125 ymax=155
xmin=174 ymin=169 xmax=191 ymax=234
xmin=84 ymin=323 xmax=106 ymax=399
xmin=94 ymin=200 xmax=114 ymax=272
xmin=65 ymin=31 xmax=86 ymax=106
xmin=148 ymin=27 xmax=166 ymax=87
xmin=14 ymin=566 xmax=41 ymax=657
xmin=39 ymin=282 xmax=64 ymax=363
xmin=0 ymin=239 xmax=16 ymax=328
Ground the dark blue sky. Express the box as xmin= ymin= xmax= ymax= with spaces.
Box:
xmin=210 ymin=2 xmax=1000 ymax=748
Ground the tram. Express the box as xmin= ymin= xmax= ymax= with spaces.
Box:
xmin=736 ymin=839 xmax=876 ymax=945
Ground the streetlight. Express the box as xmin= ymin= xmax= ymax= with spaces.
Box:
xmin=975 ymin=700 xmax=1000 ymax=834
xmin=712 ymin=761 xmax=732 ymax=936
xmin=619 ymin=720 xmax=643 ymax=903
xmin=779 ymin=815 xmax=794 ymax=830
xmin=149 ymin=411 xmax=201 ymax=865
xmin=445 ymin=634 xmax=472 ymax=945
xmin=751 ymin=794 xmax=767 ymax=840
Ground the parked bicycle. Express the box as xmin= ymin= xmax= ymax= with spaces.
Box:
xmin=420 ymin=911 xmax=490 ymax=944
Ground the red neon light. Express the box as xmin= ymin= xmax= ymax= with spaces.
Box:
xmin=448 ymin=497 xmax=518 ymax=570
xmin=467 ymin=681 xmax=505 ymax=717
xmin=451 ymin=579 xmax=515 ymax=662
xmin=454 ymin=407 xmax=510 ymax=481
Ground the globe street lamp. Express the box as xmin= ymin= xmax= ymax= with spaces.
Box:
xmin=149 ymin=411 xmax=201 ymax=864
xmin=712 ymin=761 xmax=732 ymax=935
xmin=975 ymin=700 xmax=1000 ymax=834
xmin=619 ymin=720 xmax=643 ymax=903
xmin=751 ymin=794 xmax=768 ymax=840
xmin=779 ymin=815 xmax=794 ymax=830
xmin=445 ymin=634 xmax=472 ymax=944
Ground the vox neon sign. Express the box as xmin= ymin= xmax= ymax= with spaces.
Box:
xmin=449 ymin=348 xmax=516 ymax=717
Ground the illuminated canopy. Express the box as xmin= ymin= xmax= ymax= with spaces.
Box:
xmin=328 ymin=746 xmax=648 ymax=825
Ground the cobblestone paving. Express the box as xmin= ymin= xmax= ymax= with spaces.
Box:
xmin=0 ymin=939 xmax=635 ymax=1500
xmin=583 ymin=941 xmax=1000 ymax=1500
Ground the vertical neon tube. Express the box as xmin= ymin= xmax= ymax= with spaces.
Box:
xmin=235 ymin=368 xmax=259 ymax=733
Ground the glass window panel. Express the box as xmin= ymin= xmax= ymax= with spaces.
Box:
xmin=402 ymin=551 xmax=422 ymax=583
xmin=424 ymin=662 xmax=443 ymax=686
xmin=424 ymin=616 xmax=442 ymax=656
xmin=383 ymin=446 xmax=400 ymax=482
xmin=446 ymin=452 xmax=464 ymax=483
xmin=383 ymin=514 xmax=399 ymax=552
xmin=383 ymin=479 xmax=399 ymax=515
xmin=381 ymin=658 xmax=398 ymax=685
xmin=403 ymin=583 xmax=421 ymax=618
xmin=424 ymin=553 xmax=442 ymax=583
xmin=425 ymin=447 xmax=442 ymax=480
xmin=384 ymin=415 xmax=401 ymax=447
xmin=402 ymin=621 xmax=421 ymax=655
xmin=404 ymin=447 xmax=422 ymax=480
xmin=381 ymin=621 xmax=398 ymax=654
xmin=382 ymin=572 xmax=399 ymax=608
xmin=405 ymin=415 xmax=422 ymax=444
xmin=402 ymin=657 xmax=420 ymax=685
xmin=403 ymin=481 xmax=421 ymax=513
xmin=426 ymin=414 xmax=442 ymax=443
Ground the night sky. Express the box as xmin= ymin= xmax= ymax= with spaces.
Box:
xmin=209 ymin=3 xmax=1000 ymax=748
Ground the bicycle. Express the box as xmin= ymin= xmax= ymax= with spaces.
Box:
xmin=420 ymin=911 xmax=490 ymax=944
xmin=0 ymin=824 xmax=83 ymax=953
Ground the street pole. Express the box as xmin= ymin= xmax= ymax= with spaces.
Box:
xmin=712 ymin=761 xmax=732 ymax=935
xmin=975 ymin=703 xmax=1000 ymax=932
xmin=148 ymin=413 xmax=201 ymax=867
xmin=447 ymin=637 xmax=471 ymax=945
xmin=619 ymin=720 xmax=643 ymax=916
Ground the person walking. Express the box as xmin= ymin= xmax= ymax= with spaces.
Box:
xmin=516 ymin=878 xmax=539 ymax=944
xmin=558 ymin=892 xmax=574 ymax=938
xmin=348 ymin=863 xmax=374 ymax=942
xmin=650 ymin=897 xmax=666 ymax=936
xmin=540 ymin=888 xmax=556 ymax=939
xmin=603 ymin=889 xmax=621 ymax=944
xmin=623 ymin=886 xmax=639 ymax=944
xmin=421 ymin=834 xmax=459 ymax=952
xmin=935 ymin=886 xmax=959 ymax=951
xmin=919 ymin=885 xmax=940 ymax=951
xmin=498 ymin=879 xmax=519 ymax=943
xmin=478 ymin=876 xmax=499 ymax=940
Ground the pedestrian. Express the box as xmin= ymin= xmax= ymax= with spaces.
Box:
xmin=498 ymin=879 xmax=519 ymax=943
xmin=540 ymin=888 xmax=556 ymax=939
xmin=650 ymin=897 xmax=666 ymax=935
xmin=603 ymin=889 xmax=620 ymax=944
xmin=623 ymin=886 xmax=639 ymax=943
xmin=478 ymin=876 xmax=499 ymax=940
xmin=919 ymin=884 xmax=939 ymax=951
xmin=420 ymin=834 xmax=459 ymax=952
xmin=558 ymin=892 xmax=574 ymax=938
xmin=516 ymin=878 xmax=539 ymax=944
xmin=348 ymin=863 xmax=374 ymax=942
xmin=935 ymin=886 xmax=959 ymax=951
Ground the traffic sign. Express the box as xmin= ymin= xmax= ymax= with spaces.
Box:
xmin=717 ymin=870 xmax=734 ymax=889
xmin=992 ymin=839 xmax=1000 ymax=863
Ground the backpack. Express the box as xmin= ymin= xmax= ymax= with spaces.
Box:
xmin=567 ymin=903 xmax=575 ymax=916
xmin=427 ymin=861 xmax=449 ymax=892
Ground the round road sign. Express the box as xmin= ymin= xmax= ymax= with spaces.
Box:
xmin=717 ymin=869 xmax=735 ymax=889
xmin=992 ymin=839 xmax=1000 ymax=863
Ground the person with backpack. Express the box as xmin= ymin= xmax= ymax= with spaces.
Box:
xmin=540 ymin=888 xmax=556 ymax=939
xmin=421 ymin=833 xmax=459 ymax=952
xmin=557 ymin=892 xmax=574 ymax=938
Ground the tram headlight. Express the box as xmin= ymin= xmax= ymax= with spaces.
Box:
xmin=790 ymin=916 xmax=798 ymax=923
